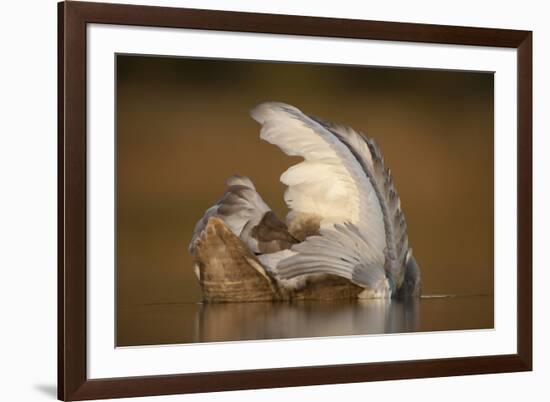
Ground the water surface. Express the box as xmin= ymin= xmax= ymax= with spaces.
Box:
xmin=117 ymin=295 xmax=493 ymax=347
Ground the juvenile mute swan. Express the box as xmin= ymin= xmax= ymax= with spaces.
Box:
xmin=189 ymin=102 xmax=421 ymax=301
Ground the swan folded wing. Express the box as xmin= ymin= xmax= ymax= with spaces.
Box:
xmin=276 ymin=223 xmax=388 ymax=291
xmin=189 ymin=175 xmax=271 ymax=254
xmin=250 ymin=102 xmax=385 ymax=258
xmin=189 ymin=175 xmax=297 ymax=255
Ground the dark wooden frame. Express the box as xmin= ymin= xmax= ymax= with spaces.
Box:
xmin=58 ymin=1 xmax=532 ymax=400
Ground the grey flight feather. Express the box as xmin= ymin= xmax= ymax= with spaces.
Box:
xmin=309 ymin=116 xmax=411 ymax=290
xmin=277 ymin=223 xmax=389 ymax=293
xmin=189 ymin=174 xmax=296 ymax=255
xmin=189 ymin=175 xmax=270 ymax=254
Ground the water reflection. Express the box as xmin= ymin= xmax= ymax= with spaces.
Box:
xmin=196 ymin=298 xmax=420 ymax=343
xmin=116 ymin=295 xmax=493 ymax=346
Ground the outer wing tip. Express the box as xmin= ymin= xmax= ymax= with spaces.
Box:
xmin=250 ymin=101 xmax=301 ymax=125
xmin=225 ymin=174 xmax=255 ymax=189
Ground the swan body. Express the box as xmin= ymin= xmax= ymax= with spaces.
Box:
xmin=189 ymin=102 xmax=422 ymax=301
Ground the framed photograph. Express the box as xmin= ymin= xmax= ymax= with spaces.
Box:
xmin=58 ymin=1 xmax=532 ymax=400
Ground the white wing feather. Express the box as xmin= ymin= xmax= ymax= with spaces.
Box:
xmin=250 ymin=102 xmax=386 ymax=260
xmin=310 ymin=117 xmax=410 ymax=287
xmin=277 ymin=223 xmax=388 ymax=292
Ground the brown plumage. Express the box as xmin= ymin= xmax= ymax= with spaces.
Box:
xmin=251 ymin=211 xmax=298 ymax=253
xmin=286 ymin=212 xmax=321 ymax=241
xmin=192 ymin=217 xmax=364 ymax=302
xmin=290 ymin=274 xmax=364 ymax=300
xmin=192 ymin=217 xmax=278 ymax=302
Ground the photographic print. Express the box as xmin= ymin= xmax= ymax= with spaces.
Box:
xmin=58 ymin=4 xmax=532 ymax=398
xmin=116 ymin=55 xmax=493 ymax=347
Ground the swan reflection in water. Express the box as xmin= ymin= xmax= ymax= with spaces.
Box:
xmin=195 ymin=298 xmax=419 ymax=343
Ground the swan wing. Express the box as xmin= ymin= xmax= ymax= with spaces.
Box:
xmin=250 ymin=102 xmax=385 ymax=259
xmin=277 ymin=223 xmax=388 ymax=293
xmin=189 ymin=175 xmax=294 ymax=254
xmin=312 ymin=117 xmax=410 ymax=286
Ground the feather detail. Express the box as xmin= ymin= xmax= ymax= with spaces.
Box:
xmin=189 ymin=175 xmax=271 ymax=254
xmin=310 ymin=117 xmax=411 ymax=289
xmin=276 ymin=223 xmax=388 ymax=292
xmin=251 ymin=102 xmax=386 ymax=261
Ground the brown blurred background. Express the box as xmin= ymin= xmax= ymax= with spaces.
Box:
xmin=116 ymin=55 xmax=493 ymax=345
